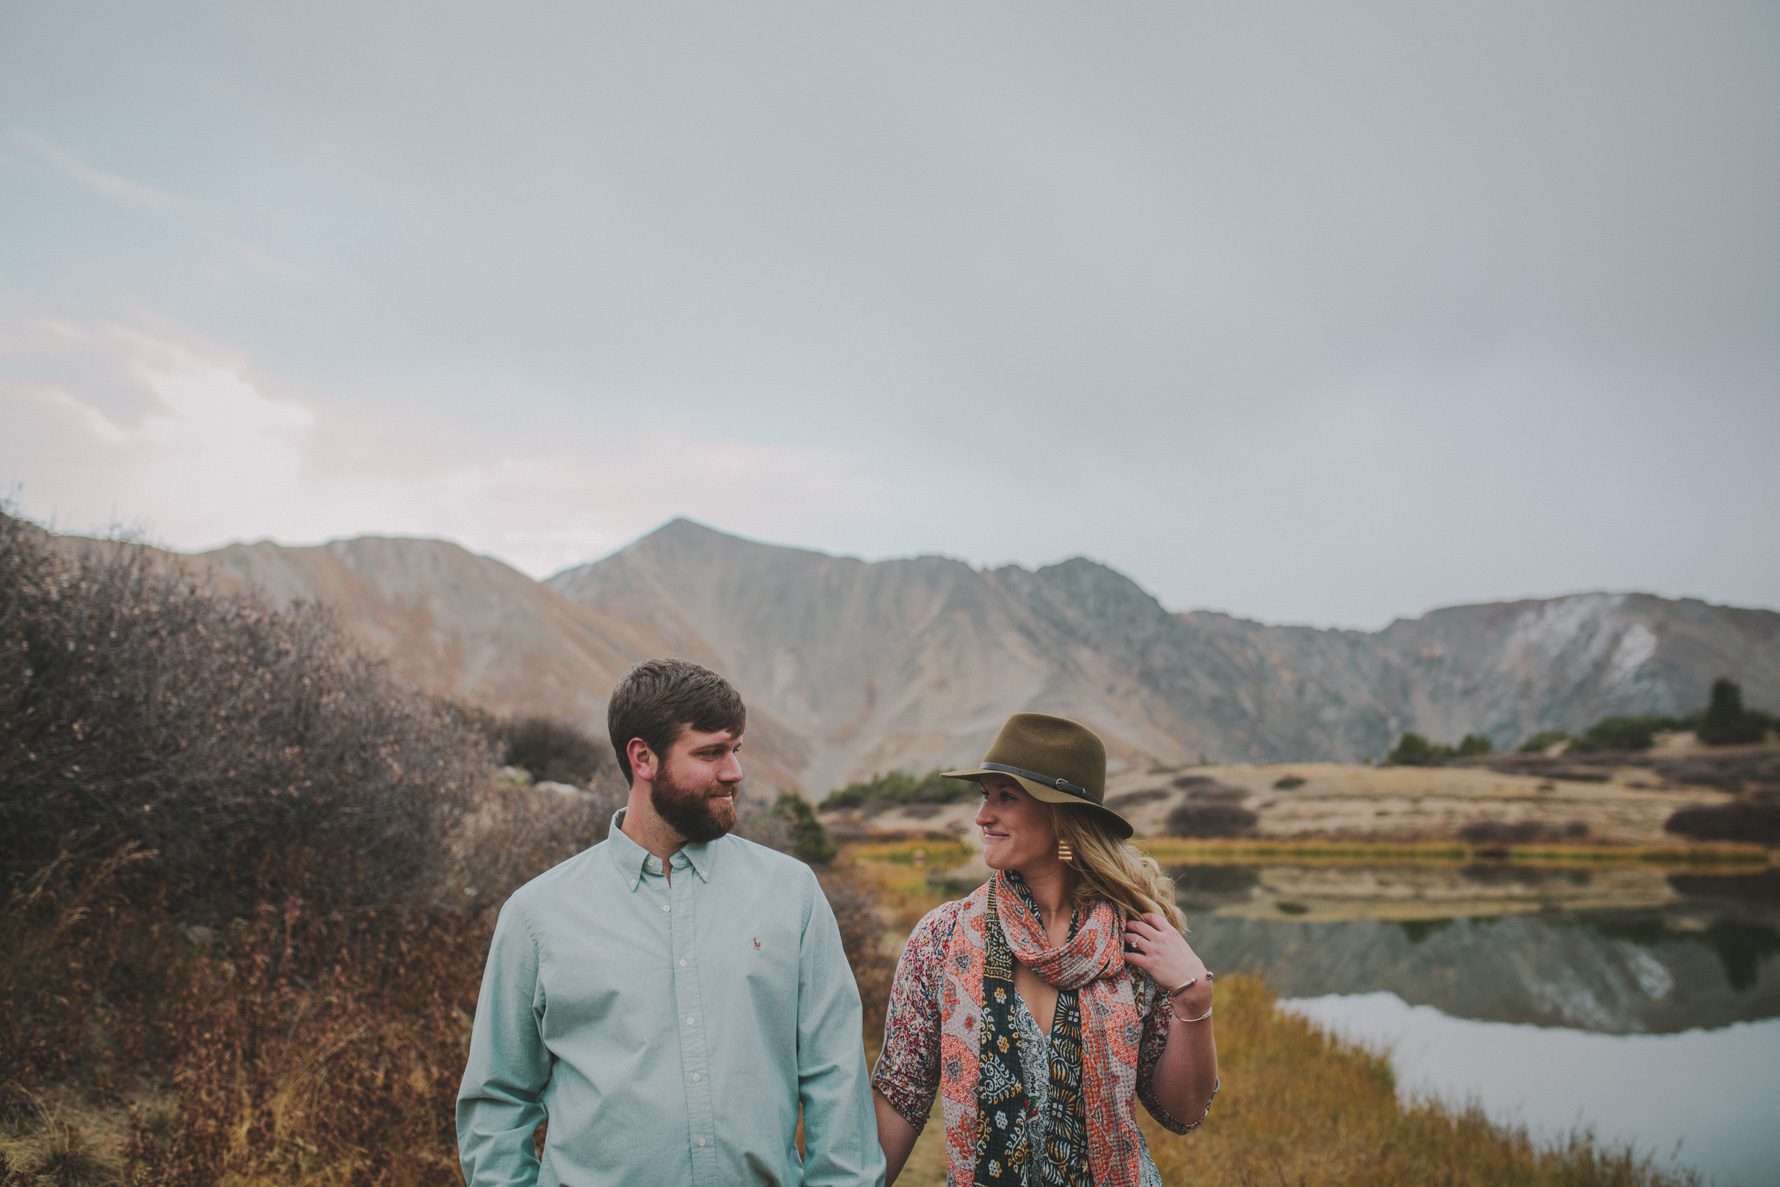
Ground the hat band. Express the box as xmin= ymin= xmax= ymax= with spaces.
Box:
xmin=980 ymin=761 xmax=1094 ymax=803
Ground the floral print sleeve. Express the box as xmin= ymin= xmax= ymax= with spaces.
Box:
xmin=1134 ymin=971 xmax=1217 ymax=1134
xmin=870 ymin=899 xmax=964 ymax=1131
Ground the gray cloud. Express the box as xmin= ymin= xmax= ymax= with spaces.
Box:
xmin=1 ymin=1 xmax=1776 ymax=627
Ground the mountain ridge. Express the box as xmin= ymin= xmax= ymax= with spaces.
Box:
xmin=39 ymin=516 xmax=1780 ymax=794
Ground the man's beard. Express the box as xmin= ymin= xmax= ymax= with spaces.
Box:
xmin=650 ymin=763 xmax=739 ymax=843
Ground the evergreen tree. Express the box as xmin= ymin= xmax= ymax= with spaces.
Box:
xmin=1698 ymin=677 xmax=1764 ymax=745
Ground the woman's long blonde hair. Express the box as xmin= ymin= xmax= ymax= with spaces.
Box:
xmin=1050 ymin=805 xmax=1187 ymax=933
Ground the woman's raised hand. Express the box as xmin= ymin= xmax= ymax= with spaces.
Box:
xmin=1122 ymin=912 xmax=1209 ymax=1003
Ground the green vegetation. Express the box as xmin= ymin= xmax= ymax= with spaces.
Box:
xmin=819 ymin=767 xmax=970 ymax=811
xmin=1272 ymin=774 xmax=1306 ymax=790
xmin=768 ymin=790 xmax=837 ymax=865
xmin=1571 ymin=714 xmax=1680 ymax=753
xmin=1518 ymin=729 xmax=1572 ymax=753
xmin=1514 ymin=678 xmax=1774 ymax=755
xmin=1387 ymin=730 xmax=1494 ymax=765
xmin=1455 ymin=731 xmax=1494 ymax=757
xmin=1698 ymin=678 xmax=1773 ymax=746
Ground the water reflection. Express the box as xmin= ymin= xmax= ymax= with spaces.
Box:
xmin=1171 ymin=862 xmax=1780 ymax=1033
xmin=1174 ymin=860 xmax=1780 ymax=1185
xmin=1282 ymin=992 xmax=1780 ymax=1187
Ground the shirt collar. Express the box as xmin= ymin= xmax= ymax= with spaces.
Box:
xmin=605 ymin=809 xmax=718 ymax=889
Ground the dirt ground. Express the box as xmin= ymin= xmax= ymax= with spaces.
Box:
xmin=836 ymin=750 xmax=1759 ymax=850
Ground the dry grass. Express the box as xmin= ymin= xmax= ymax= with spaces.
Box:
xmin=1138 ymin=976 xmax=1699 ymax=1187
xmin=1134 ymin=837 xmax=1771 ymax=867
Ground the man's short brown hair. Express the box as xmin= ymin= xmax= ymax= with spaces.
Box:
xmin=607 ymin=659 xmax=747 ymax=786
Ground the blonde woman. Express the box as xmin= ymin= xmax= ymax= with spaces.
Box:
xmin=872 ymin=714 xmax=1218 ymax=1186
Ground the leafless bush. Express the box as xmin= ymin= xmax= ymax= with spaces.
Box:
xmin=0 ymin=510 xmax=488 ymax=917
xmin=1180 ymin=782 xmax=1249 ymax=803
xmin=818 ymin=867 xmax=894 ymax=1036
xmin=450 ymin=777 xmax=624 ymax=919
xmin=500 ymin=714 xmax=612 ymax=786
xmin=1665 ymin=800 xmax=1780 ymax=846
xmin=1164 ymin=802 xmax=1259 ymax=838
xmin=1457 ymin=820 xmax=1542 ymax=847
xmin=1107 ymin=788 xmax=1169 ymax=809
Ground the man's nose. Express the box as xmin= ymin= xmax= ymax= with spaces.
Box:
xmin=718 ymin=750 xmax=744 ymax=783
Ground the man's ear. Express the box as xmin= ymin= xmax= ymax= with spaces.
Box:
xmin=626 ymin=737 xmax=658 ymax=784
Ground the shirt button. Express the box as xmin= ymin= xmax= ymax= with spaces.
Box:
xmin=697 ymin=1137 xmax=707 ymax=1148
xmin=686 ymin=1016 xmax=696 ymax=1026
xmin=661 ymin=904 xmax=671 ymax=913
xmin=691 ymin=1072 xmax=701 ymax=1083
xmin=678 ymin=958 xmax=688 ymax=967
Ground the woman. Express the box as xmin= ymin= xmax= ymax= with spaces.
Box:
xmin=872 ymin=713 xmax=1218 ymax=1186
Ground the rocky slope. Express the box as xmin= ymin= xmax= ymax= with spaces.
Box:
xmin=548 ymin=519 xmax=1780 ymax=787
xmin=52 ymin=516 xmax=1779 ymax=795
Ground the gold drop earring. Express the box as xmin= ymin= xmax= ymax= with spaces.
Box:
xmin=1057 ymin=839 xmax=1074 ymax=864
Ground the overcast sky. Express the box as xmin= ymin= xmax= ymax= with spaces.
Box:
xmin=3 ymin=2 xmax=1776 ymax=629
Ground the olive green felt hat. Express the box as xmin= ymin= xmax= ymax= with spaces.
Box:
xmin=943 ymin=712 xmax=1133 ymax=839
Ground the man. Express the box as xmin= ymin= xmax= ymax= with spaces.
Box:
xmin=457 ymin=659 xmax=885 ymax=1187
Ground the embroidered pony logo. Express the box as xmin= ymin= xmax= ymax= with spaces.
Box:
xmin=753 ymin=937 xmax=762 ymax=950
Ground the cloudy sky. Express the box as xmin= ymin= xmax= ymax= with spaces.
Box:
xmin=3 ymin=2 xmax=1776 ymax=629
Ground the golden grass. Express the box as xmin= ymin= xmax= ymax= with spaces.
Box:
xmin=1132 ymin=837 xmax=1771 ymax=868
xmin=1136 ymin=975 xmax=1699 ymax=1187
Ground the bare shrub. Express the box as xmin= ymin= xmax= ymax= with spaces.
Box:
xmin=500 ymin=715 xmax=612 ymax=786
xmin=1106 ymin=788 xmax=1169 ymax=810
xmin=1665 ymin=800 xmax=1780 ymax=846
xmin=1164 ymin=802 xmax=1259 ymax=839
xmin=1457 ymin=820 xmax=1546 ymax=847
xmin=0 ymin=511 xmax=488 ymax=917
xmin=818 ymin=867 xmax=894 ymax=1036
xmin=127 ymin=907 xmax=480 ymax=1184
xmin=450 ymin=778 xmax=623 ymax=919
xmin=1181 ymin=783 xmax=1248 ymax=803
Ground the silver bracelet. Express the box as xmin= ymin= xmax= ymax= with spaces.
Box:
xmin=1165 ymin=970 xmax=1215 ymax=1023
xmin=1165 ymin=970 xmax=1214 ymax=999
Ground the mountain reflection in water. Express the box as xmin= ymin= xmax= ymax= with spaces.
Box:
xmin=1171 ymin=863 xmax=1780 ymax=1032
xmin=1171 ymin=861 xmax=1780 ymax=1186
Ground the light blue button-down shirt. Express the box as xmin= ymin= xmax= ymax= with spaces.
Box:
xmin=457 ymin=811 xmax=885 ymax=1187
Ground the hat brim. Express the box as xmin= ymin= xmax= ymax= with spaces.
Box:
xmin=943 ymin=767 xmax=1135 ymax=839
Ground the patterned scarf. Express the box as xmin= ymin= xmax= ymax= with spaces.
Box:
xmin=938 ymin=872 xmax=1146 ymax=1187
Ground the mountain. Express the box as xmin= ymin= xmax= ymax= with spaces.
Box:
xmin=51 ymin=518 xmax=1780 ymax=794
xmin=188 ymin=534 xmax=812 ymax=786
xmin=546 ymin=519 xmax=1780 ymax=788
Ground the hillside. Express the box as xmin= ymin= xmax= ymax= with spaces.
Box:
xmin=47 ymin=517 xmax=1780 ymax=796
xmin=549 ymin=519 xmax=1780 ymax=787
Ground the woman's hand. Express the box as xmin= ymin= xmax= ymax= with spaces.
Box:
xmin=1123 ymin=912 xmax=1211 ymax=1013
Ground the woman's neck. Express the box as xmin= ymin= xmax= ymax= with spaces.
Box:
xmin=1013 ymin=860 xmax=1077 ymax=931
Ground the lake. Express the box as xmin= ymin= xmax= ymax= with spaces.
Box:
xmin=1172 ymin=861 xmax=1780 ymax=1187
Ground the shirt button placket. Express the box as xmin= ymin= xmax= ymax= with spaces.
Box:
xmin=671 ymin=859 xmax=716 ymax=1184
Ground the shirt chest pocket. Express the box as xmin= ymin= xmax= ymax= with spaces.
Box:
xmin=538 ymin=922 xmax=671 ymax=1047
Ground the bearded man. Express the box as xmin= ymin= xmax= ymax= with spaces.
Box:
xmin=457 ymin=659 xmax=884 ymax=1187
